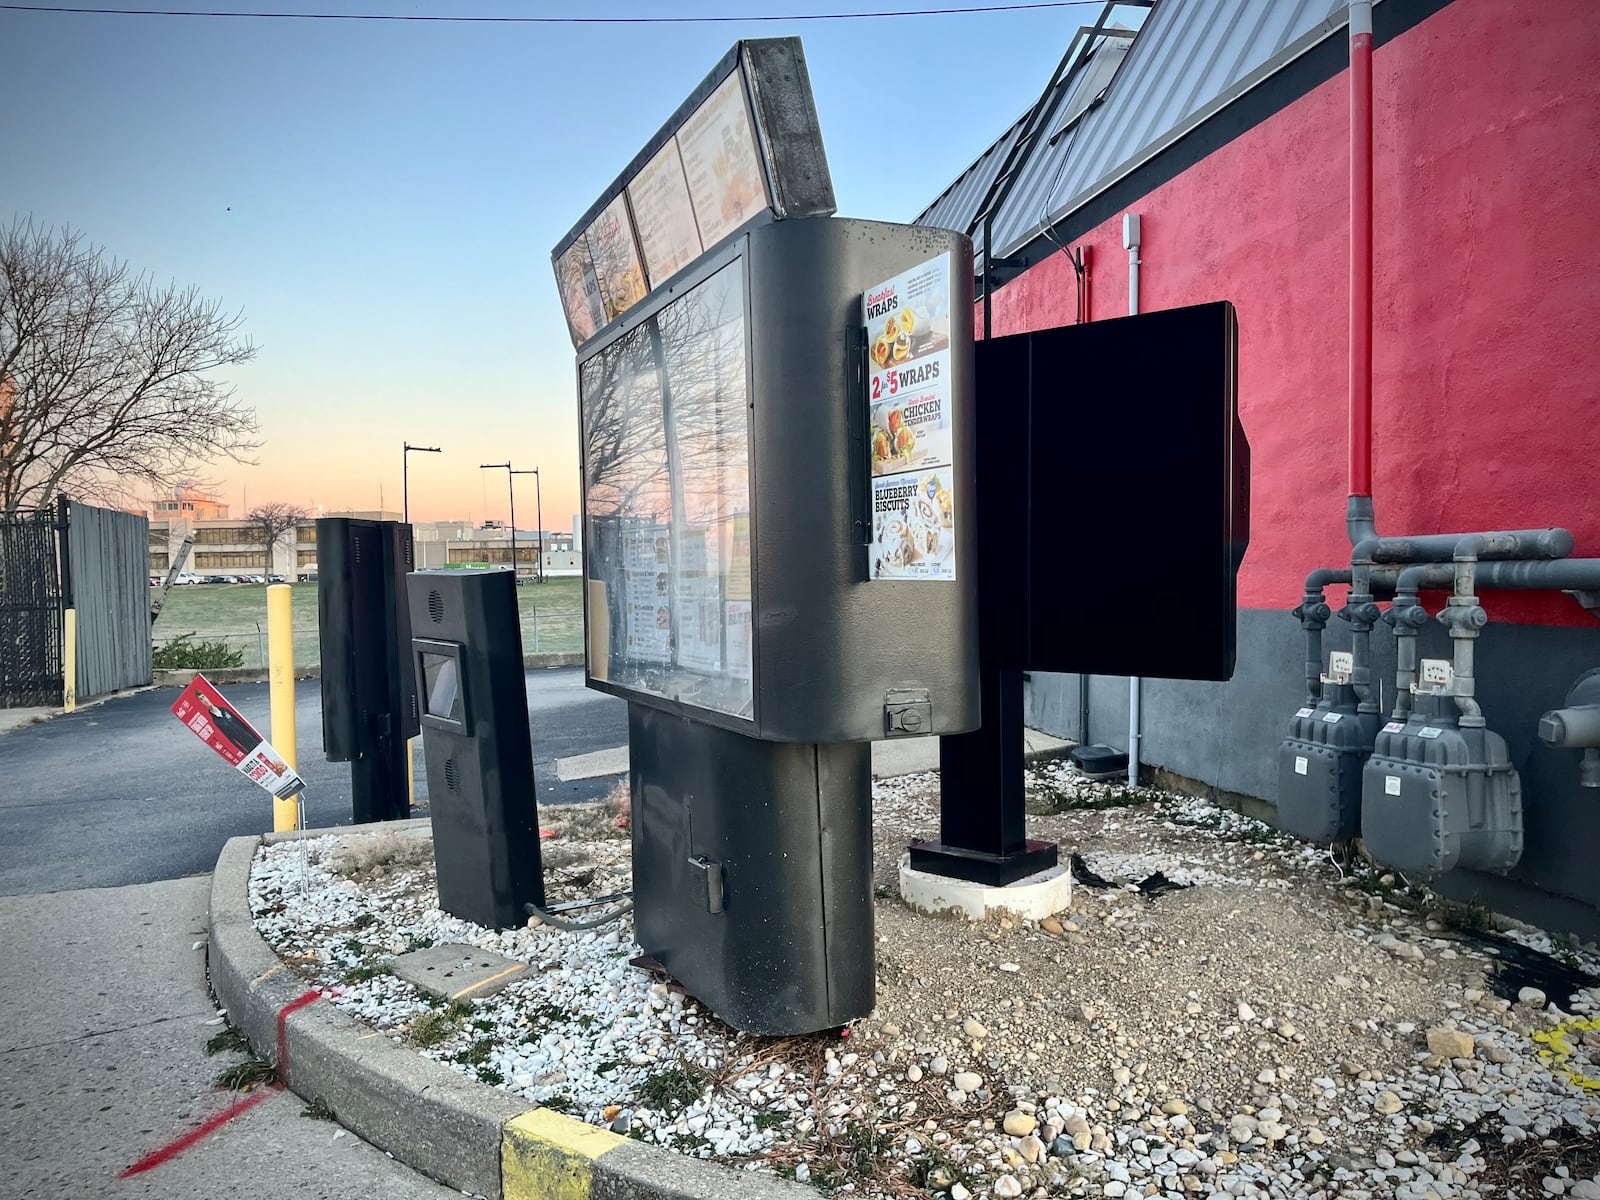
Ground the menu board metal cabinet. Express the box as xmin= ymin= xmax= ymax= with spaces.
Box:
xmin=578 ymin=216 xmax=978 ymax=744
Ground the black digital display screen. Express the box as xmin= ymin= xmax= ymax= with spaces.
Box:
xmin=974 ymin=300 xmax=1247 ymax=681
xmin=421 ymin=651 xmax=462 ymax=722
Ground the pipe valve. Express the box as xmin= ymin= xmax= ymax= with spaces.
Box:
xmin=1539 ymin=670 xmax=1600 ymax=788
xmin=1437 ymin=603 xmax=1488 ymax=633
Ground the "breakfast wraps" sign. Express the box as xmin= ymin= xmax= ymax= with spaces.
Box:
xmin=864 ymin=253 xmax=957 ymax=581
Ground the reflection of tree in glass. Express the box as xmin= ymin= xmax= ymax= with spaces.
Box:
xmin=588 ymin=204 xmax=644 ymax=320
xmin=580 ymin=261 xmax=751 ymax=709
xmin=654 ymin=265 xmax=748 ymax=532
xmin=583 ymin=321 xmax=668 ymax=523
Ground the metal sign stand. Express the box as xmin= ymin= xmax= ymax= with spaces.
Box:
xmin=917 ymin=672 xmax=1058 ymax=887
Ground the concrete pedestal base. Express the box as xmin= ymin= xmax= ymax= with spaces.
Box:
xmin=897 ymin=853 xmax=1072 ymax=922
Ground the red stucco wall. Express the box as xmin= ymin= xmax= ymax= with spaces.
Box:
xmin=985 ymin=0 xmax=1600 ymax=627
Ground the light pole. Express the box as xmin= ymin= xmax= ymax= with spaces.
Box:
xmin=511 ymin=468 xmax=543 ymax=583
xmin=480 ymin=462 xmax=516 ymax=580
xmin=402 ymin=442 xmax=442 ymax=524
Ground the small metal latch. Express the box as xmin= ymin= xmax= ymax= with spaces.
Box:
xmin=688 ymin=856 xmax=724 ymax=914
xmin=884 ymin=688 xmax=932 ymax=738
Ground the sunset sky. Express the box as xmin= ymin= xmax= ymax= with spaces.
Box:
xmin=3 ymin=1 xmax=1097 ymax=530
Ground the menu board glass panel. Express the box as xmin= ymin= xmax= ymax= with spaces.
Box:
xmin=676 ymin=72 xmax=769 ymax=249
xmin=556 ymin=239 xmax=606 ymax=347
xmin=581 ymin=261 xmax=753 ymax=720
xmin=627 ymin=138 xmax=704 ymax=286
xmin=585 ymin=194 xmax=648 ymax=323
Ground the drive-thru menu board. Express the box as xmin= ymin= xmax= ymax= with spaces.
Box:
xmin=864 ymin=253 xmax=957 ymax=580
xmin=580 ymin=261 xmax=754 ymax=721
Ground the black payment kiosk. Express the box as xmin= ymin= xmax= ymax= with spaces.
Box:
xmin=407 ymin=568 xmax=545 ymax=930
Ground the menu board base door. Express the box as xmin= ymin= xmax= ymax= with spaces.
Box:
xmin=628 ymin=705 xmax=873 ymax=1036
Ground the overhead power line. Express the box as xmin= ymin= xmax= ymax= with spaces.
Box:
xmin=0 ymin=2 xmax=1107 ymax=22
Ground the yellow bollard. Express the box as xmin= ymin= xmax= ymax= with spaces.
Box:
xmin=267 ymin=584 xmax=298 ymax=832
xmin=62 ymin=608 xmax=77 ymax=713
xmin=407 ymin=737 xmax=416 ymax=814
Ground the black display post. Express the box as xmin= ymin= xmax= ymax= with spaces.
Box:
xmin=916 ymin=672 xmax=1057 ymax=886
xmin=318 ymin=517 xmax=421 ymax=824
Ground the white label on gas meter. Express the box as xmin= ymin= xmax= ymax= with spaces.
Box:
xmin=1382 ymin=721 xmax=1405 ymax=734
xmin=1419 ymin=658 xmax=1453 ymax=688
xmin=1385 ymin=775 xmax=1401 ymax=795
xmin=1327 ymin=651 xmax=1354 ymax=680
xmin=1294 ymin=756 xmax=1308 ymax=775
xmin=1322 ymin=711 xmax=1343 ymax=723
xmin=1419 ymin=726 xmax=1443 ymax=739
xmin=1295 ymin=708 xmax=1313 ymax=719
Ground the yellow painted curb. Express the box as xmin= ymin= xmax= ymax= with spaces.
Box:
xmin=502 ymin=1108 xmax=628 ymax=1200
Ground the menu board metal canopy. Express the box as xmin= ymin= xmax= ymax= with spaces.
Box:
xmin=550 ymin=37 xmax=835 ymax=350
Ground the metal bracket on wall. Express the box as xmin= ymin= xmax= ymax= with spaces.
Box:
xmin=1565 ymin=589 xmax=1600 ymax=618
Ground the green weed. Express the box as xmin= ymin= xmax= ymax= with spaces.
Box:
xmin=340 ymin=959 xmax=393 ymax=984
xmin=204 ymin=1027 xmax=250 ymax=1057
xmin=636 ymin=1062 xmax=705 ymax=1115
xmin=215 ymin=1059 xmax=277 ymax=1091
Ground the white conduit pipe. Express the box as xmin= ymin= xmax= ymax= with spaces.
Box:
xmin=1125 ymin=212 xmax=1143 ymax=789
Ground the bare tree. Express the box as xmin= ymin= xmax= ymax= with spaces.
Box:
xmin=246 ymin=503 xmax=308 ymax=580
xmin=0 ymin=220 xmax=260 ymax=513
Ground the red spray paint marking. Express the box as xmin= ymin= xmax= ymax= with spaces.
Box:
xmin=116 ymin=989 xmax=321 ymax=1179
xmin=118 ymin=1090 xmax=272 ymax=1178
xmin=277 ymin=988 xmax=321 ymax=1072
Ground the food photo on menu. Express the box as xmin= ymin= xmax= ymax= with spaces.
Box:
xmin=868 ymin=297 xmax=951 ymax=376
xmin=870 ymin=468 xmax=956 ymax=580
xmin=870 ymin=386 xmax=953 ymax=478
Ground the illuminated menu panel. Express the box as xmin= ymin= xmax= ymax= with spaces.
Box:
xmin=673 ymin=72 xmax=768 ymax=251
xmin=585 ymin=194 xmax=648 ymax=323
xmin=555 ymin=239 xmax=605 ymax=346
xmin=627 ymin=139 xmax=703 ymax=286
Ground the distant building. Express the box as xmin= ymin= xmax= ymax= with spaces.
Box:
xmin=150 ymin=483 xmax=229 ymax=521
xmin=147 ymin=507 xmax=579 ymax=580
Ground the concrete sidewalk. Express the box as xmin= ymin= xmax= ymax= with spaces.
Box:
xmin=0 ymin=879 xmax=459 ymax=1198
xmin=0 ymin=705 xmax=56 ymax=735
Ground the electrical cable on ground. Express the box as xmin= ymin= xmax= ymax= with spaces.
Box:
xmin=524 ymin=898 xmax=634 ymax=932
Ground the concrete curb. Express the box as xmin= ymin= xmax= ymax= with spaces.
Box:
xmin=160 ymin=652 xmax=582 ymax=689
xmin=208 ymin=830 xmax=816 ymax=1200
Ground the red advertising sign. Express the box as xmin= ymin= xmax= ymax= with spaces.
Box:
xmin=171 ymin=675 xmax=306 ymax=800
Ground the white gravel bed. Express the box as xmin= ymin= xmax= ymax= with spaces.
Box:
xmin=248 ymin=777 xmax=1600 ymax=1200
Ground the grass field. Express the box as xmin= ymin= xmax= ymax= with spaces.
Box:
xmin=151 ymin=576 xmax=584 ymax=668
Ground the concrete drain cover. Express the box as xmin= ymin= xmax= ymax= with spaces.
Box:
xmin=391 ymin=943 xmax=528 ymax=1001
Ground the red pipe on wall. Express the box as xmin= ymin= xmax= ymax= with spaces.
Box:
xmin=1349 ymin=0 xmax=1374 ymax=499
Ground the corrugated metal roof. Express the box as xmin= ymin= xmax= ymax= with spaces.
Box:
xmin=911 ymin=33 xmax=1129 ymax=241
xmin=918 ymin=0 xmax=1355 ymax=263
xmin=913 ymin=109 xmax=1029 ymax=235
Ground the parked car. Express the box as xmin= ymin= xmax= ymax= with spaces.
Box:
xmin=202 ymin=575 xmax=231 ymax=585
xmin=175 ymin=572 xmax=201 ymax=585
xmin=268 ymin=574 xmax=286 ymax=583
